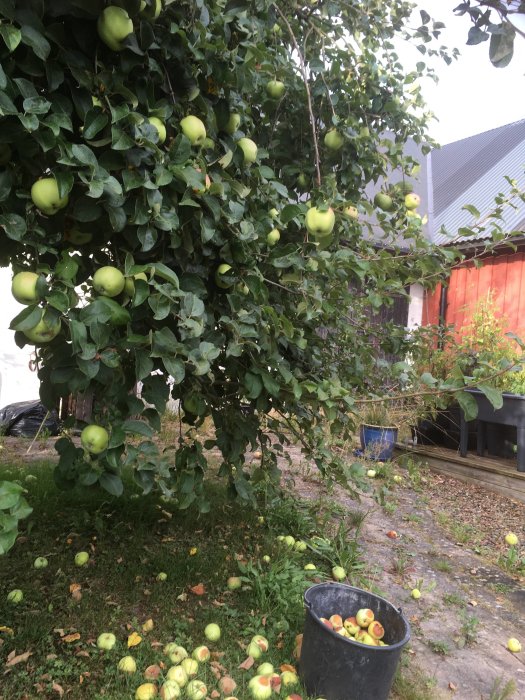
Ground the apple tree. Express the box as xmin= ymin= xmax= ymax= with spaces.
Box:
xmin=0 ymin=0 xmax=458 ymax=547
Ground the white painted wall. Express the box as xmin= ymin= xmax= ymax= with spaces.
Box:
xmin=407 ymin=283 xmax=424 ymax=330
xmin=0 ymin=267 xmax=41 ymax=408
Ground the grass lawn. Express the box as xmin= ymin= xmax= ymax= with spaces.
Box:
xmin=0 ymin=455 xmax=432 ymax=700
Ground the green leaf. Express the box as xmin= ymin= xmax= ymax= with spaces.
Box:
xmin=22 ymin=96 xmax=51 ymax=114
xmin=0 ymin=24 xmax=21 ymax=52
xmin=83 ymin=110 xmax=109 ymax=139
xmin=456 ymin=391 xmax=478 ymax=422
xmin=99 ymin=472 xmax=124 ymax=497
xmin=20 ymin=25 xmax=51 ymax=59
xmin=489 ymin=22 xmax=515 ymax=68
xmin=476 ymin=384 xmax=503 ymax=410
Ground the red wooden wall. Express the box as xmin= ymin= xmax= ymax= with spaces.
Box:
xmin=423 ymin=253 xmax=525 ymax=338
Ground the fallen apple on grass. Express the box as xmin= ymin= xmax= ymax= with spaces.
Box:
xmin=204 ymin=623 xmax=221 ymax=642
xmin=33 ymin=556 xmax=48 ymax=569
xmin=507 ymin=637 xmax=521 ymax=653
xmin=135 ymin=683 xmax=158 ymax=700
xmin=156 ymin=572 xmax=168 ymax=581
xmin=166 ymin=665 xmax=188 ymax=687
xmin=159 ymin=680 xmax=181 ymax=699
xmin=97 ymin=632 xmax=117 ymax=651
xmin=227 ymin=576 xmax=242 ymax=590
xmin=118 ymin=655 xmax=137 ymax=674
xmin=7 ymin=589 xmax=23 ymax=604
xmin=192 ymin=645 xmax=210 ymax=662
xmin=505 ymin=532 xmax=519 ymax=546
xmin=181 ymin=658 xmax=198 ymax=677
xmin=248 ymin=675 xmax=272 ymax=700
xmin=367 ymin=469 xmax=377 ymax=478
xmin=74 ymin=551 xmax=90 ymax=566
xmin=331 ymin=565 xmax=346 ymax=581
xmin=186 ymin=679 xmax=207 ymax=700
xmin=411 ymin=588 xmax=421 ymax=600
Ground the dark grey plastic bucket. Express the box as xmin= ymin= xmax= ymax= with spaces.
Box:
xmin=299 ymin=583 xmax=410 ymax=700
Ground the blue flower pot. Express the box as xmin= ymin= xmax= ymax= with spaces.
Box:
xmin=359 ymin=424 xmax=398 ymax=461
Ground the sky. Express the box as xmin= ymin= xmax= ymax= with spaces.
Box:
xmin=403 ymin=1 xmax=525 ymax=145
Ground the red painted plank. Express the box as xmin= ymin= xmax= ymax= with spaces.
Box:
xmin=451 ymin=266 xmax=468 ymax=336
xmin=503 ymin=253 xmax=523 ymax=333
xmin=422 ymin=284 xmax=441 ymax=326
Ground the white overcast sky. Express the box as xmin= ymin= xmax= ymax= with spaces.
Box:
xmin=402 ymin=1 xmax=525 ymax=145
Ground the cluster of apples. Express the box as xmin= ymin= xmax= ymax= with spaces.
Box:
xmin=275 ymin=534 xmax=348 ymax=583
xmin=319 ymin=609 xmax=389 ymax=647
xmin=373 ymin=188 xmax=424 ymax=224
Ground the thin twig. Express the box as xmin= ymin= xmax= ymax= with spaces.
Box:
xmin=273 ymin=4 xmax=322 ymax=187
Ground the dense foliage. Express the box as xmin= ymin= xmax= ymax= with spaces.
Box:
xmin=0 ymin=0 xmax=467 ymax=537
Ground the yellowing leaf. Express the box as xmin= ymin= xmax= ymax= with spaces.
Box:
xmin=0 ymin=626 xmax=14 ymax=636
xmin=63 ymin=633 xmax=81 ymax=643
xmin=127 ymin=632 xmax=142 ymax=648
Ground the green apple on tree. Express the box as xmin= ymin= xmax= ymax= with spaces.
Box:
xmin=297 ymin=173 xmax=308 ymax=188
xmin=64 ymin=229 xmax=93 ymax=245
xmin=22 ymin=309 xmax=61 ymax=345
xmin=97 ymin=632 xmax=117 ymax=650
xmin=11 ymin=271 xmax=41 ymax=305
xmin=31 ymin=177 xmax=68 ymax=215
xmin=148 ymin=117 xmax=167 ymax=144
xmin=81 ymin=424 xmax=109 ymax=454
xmin=305 ymin=207 xmax=335 ymax=237
xmin=224 ymin=113 xmax=241 ymax=135
xmin=180 ymin=115 xmax=206 ymax=146
xmin=404 ymin=192 xmax=420 ymax=210
xmin=266 ymin=79 xmax=285 ymax=99
xmin=237 ymin=137 xmax=258 ymax=164
xmin=140 ymin=0 xmax=162 ymax=19
xmin=324 ymin=128 xmax=344 ymax=150
xmin=215 ymin=263 xmax=234 ymax=289
xmin=97 ymin=6 xmax=134 ymax=51
xmin=374 ymin=192 xmax=394 ymax=212
xmin=344 ymin=205 xmax=359 ymax=220
xmin=266 ymin=229 xmax=280 ymax=246
xmin=92 ymin=266 xmax=126 ymax=297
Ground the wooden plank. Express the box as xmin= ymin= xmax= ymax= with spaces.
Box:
xmin=451 ymin=266 xmax=467 ymax=335
xmin=492 ymin=255 xmax=509 ymax=317
xmin=463 ymin=261 xmax=479 ymax=329
xmin=477 ymin=258 xmax=493 ymax=303
xmin=398 ymin=444 xmax=525 ymax=504
xmin=502 ymin=253 xmax=522 ymax=332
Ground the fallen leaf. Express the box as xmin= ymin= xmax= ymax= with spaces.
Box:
xmin=127 ymin=632 xmax=142 ymax=648
xmin=190 ymin=583 xmax=205 ymax=596
xmin=280 ymin=663 xmax=296 ymax=673
xmin=219 ymin=676 xmax=237 ymax=694
xmin=238 ymin=655 xmax=255 ymax=670
xmin=469 ymin=600 xmax=478 ymax=607
xmin=52 ymin=681 xmax=64 ymax=696
xmin=0 ymin=627 xmax=14 ymax=636
xmin=69 ymin=583 xmax=81 ymax=594
xmin=211 ymin=692 xmax=220 ymax=699
xmin=177 ymin=592 xmax=188 ymax=602
xmin=449 ymin=682 xmax=457 ymax=691
xmin=6 ymin=650 xmax=32 ymax=667
xmin=62 ymin=633 xmax=81 ymax=643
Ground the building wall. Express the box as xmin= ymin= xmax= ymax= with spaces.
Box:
xmin=422 ymin=253 xmax=525 ymax=337
xmin=0 ymin=267 xmax=41 ymax=408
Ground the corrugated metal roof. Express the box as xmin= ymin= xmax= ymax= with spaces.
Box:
xmin=431 ymin=120 xmax=525 ymax=245
xmin=432 ymin=118 xmax=525 ymax=214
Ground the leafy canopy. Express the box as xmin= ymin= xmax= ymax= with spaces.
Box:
xmin=0 ymin=0 xmax=458 ymax=518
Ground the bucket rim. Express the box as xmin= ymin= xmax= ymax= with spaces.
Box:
xmin=303 ymin=582 xmax=411 ymax=650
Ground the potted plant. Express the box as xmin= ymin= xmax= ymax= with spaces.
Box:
xmin=358 ymin=403 xmax=399 ymax=461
